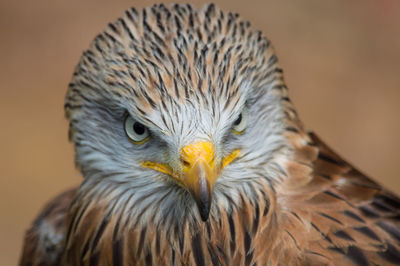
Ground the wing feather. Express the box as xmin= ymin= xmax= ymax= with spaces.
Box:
xmin=300 ymin=132 xmax=400 ymax=265
xmin=19 ymin=188 xmax=77 ymax=266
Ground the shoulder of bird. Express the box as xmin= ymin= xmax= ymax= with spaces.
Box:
xmin=19 ymin=188 xmax=77 ymax=266
xmin=20 ymin=131 xmax=400 ymax=265
xmin=20 ymin=3 xmax=400 ymax=266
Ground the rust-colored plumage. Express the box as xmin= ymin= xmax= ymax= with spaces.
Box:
xmin=20 ymin=4 xmax=400 ymax=266
xmin=20 ymin=188 xmax=76 ymax=266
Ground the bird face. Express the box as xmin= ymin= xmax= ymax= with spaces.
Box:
xmin=113 ymin=81 xmax=250 ymax=221
xmin=65 ymin=4 xmax=287 ymax=224
xmin=127 ymin=105 xmax=244 ymax=220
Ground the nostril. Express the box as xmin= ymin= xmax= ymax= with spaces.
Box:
xmin=209 ymin=157 xmax=215 ymax=165
xmin=181 ymin=158 xmax=191 ymax=167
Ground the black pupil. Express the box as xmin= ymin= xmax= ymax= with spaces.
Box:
xmin=234 ymin=113 xmax=242 ymax=126
xmin=133 ymin=122 xmax=145 ymax=135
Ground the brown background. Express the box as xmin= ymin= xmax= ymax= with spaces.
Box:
xmin=1 ymin=0 xmax=399 ymax=264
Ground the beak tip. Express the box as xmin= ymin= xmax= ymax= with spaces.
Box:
xmin=193 ymin=188 xmax=211 ymax=222
xmin=199 ymin=205 xmax=210 ymax=222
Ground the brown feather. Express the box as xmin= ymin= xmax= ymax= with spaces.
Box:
xmin=20 ymin=188 xmax=77 ymax=266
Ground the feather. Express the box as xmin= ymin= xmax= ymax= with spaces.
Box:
xmin=20 ymin=188 xmax=77 ymax=266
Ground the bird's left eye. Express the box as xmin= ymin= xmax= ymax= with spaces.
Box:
xmin=232 ymin=107 xmax=248 ymax=134
xmin=124 ymin=115 xmax=150 ymax=144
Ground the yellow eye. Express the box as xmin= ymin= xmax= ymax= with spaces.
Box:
xmin=124 ymin=115 xmax=150 ymax=144
xmin=232 ymin=107 xmax=248 ymax=134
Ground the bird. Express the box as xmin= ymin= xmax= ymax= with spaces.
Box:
xmin=20 ymin=3 xmax=400 ymax=266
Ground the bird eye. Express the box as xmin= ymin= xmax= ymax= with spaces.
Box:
xmin=124 ymin=115 xmax=150 ymax=144
xmin=232 ymin=107 xmax=248 ymax=134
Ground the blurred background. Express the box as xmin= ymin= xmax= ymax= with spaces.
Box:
xmin=1 ymin=0 xmax=399 ymax=264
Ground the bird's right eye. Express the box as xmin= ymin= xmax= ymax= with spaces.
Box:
xmin=124 ymin=115 xmax=150 ymax=144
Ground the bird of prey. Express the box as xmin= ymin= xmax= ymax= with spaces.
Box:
xmin=20 ymin=3 xmax=400 ymax=266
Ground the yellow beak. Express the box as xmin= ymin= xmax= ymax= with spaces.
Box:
xmin=141 ymin=141 xmax=240 ymax=221
xmin=180 ymin=141 xmax=217 ymax=221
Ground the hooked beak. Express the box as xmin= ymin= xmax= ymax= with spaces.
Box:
xmin=142 ymin=141 xmax=240 ymax=221
xmin=180 ymin=141 xmax=217 ymax=221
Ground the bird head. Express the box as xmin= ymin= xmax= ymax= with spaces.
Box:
xmin=65 ymin=4 xmax=289 ymax=223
